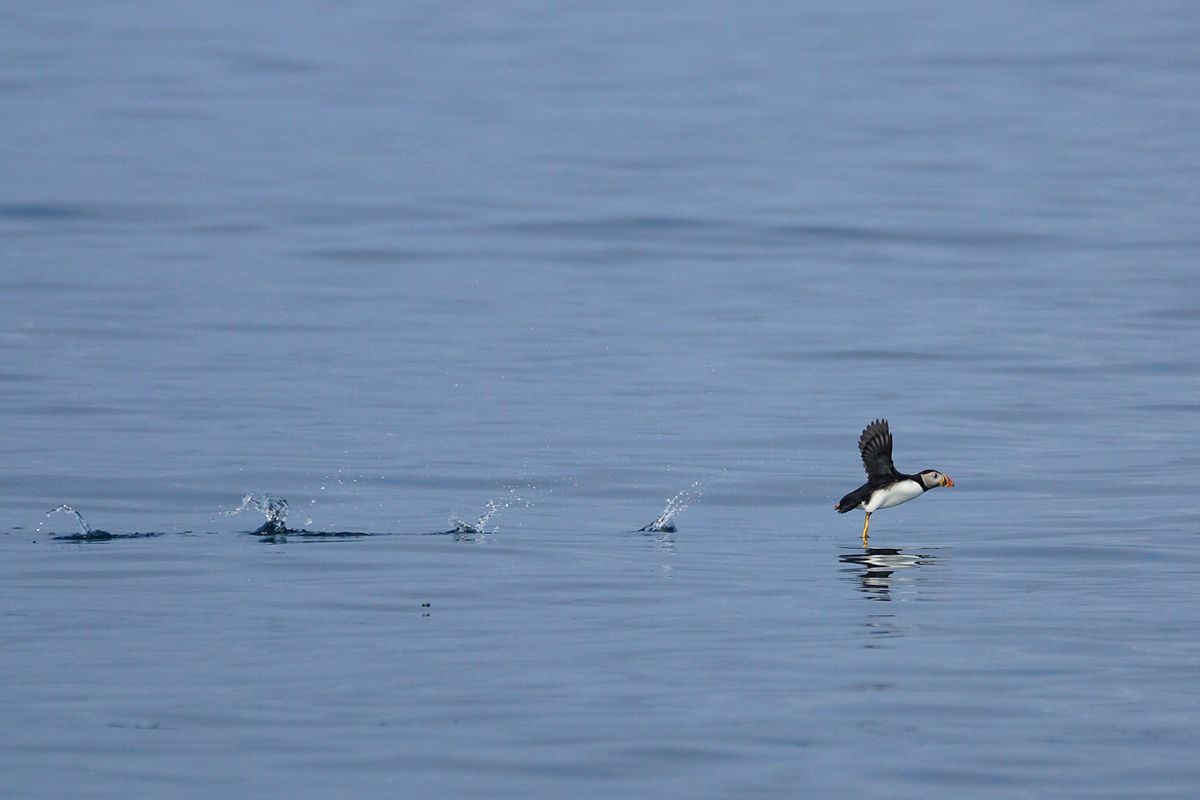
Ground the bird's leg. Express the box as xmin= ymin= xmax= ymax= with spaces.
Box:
xmin=861 ymin=513 xmax=871 ymax=548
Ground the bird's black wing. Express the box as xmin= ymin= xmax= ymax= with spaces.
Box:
xmin=858 ymin=419 xmax=900 ymax=486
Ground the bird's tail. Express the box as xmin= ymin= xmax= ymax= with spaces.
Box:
xmin=834 ymin=485 xmax=869 ymax=513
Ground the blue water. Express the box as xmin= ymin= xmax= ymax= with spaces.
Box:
xmin=2 ymin=2 xmax=1199 ymax=797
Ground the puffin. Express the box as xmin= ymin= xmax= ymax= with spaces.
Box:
xmin=835 ymin=419 xmax=954 ymax=547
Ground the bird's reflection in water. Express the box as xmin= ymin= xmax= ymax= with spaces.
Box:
xmin=838 ymin=547 xmax=940 ymax=602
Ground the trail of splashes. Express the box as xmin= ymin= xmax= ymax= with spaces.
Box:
xmin=41 ymin=505 xmax=92 ymax=537
xmin=449 ymin=489 xmax=532 ymax=535
xmin=639 ymin=481 xmax=705 ymax=533
xmin=225 ymin=494 xmax=289 ymax=534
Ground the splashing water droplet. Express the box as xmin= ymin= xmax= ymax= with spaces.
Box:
xmin=448 ymin=489 xmax=532 ymax=535
xmin=44 ymin=505 xmax=92 ymax=537
xmin=639 ymin=482 xmax=704 ymax=533
xmin=225 ymin=494 xmax=289 ymax=535
xmin=447 ymin=516 xmax=480 ymax=535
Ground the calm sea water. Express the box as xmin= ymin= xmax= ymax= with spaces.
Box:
xmin=3 ymin=2 xmax=1199 ymax=797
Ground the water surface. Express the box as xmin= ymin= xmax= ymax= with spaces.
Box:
xmin=2 ymin=2 xmax=1199 ymax=797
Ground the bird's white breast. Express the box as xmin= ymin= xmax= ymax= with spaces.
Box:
xmin=865 ymin=480 xmax=924 ymax=513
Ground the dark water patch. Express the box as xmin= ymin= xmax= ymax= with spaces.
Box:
xmin=0 ymin=202 xmax=181 ymax=224
xmin=553 ymin=153 xmax=735 ymax=173
xmin=495 ymin=216 xmax=1067 ymax=253
xmin=890 ymin=763 xmax=1022 ymax=789
xmin=764 ymin=222 xmax=1066 ymax=250
xmin=1130 ymin=401 xmax=1200 ymax=413
xmin=250 ymin=518 xmax=289 ymax=537
xmin=251 ymin=526 xmax=522 ymax=547
xmin=494 ymin=217 xmax=742 ymax=253
xmin=103 ymin=106 xmax=210 ymax=122
xmin=893 ymin=156 xmax=979 ymax=175
xmin=758 ymin=348 xmax=981 ymax=364
xmin=286 ymin=203 xmax=464 ymax=226
xmin=253 ymin=529 xmax=373 ymax=543
xmin=923 ymin=51 xmax=1121 ymax=70
xmin=1092 ymin=237 xmax=1200 ymax=252
xmin=26 ymin=325 xmax=182 ymax=342
xmin=225 ymin=52 xmax=321 ymax=75
xmin=969 ymin=542 xmax=1179 ymax=566
xmin=0 ymin=371 xmax=41 ymax=382
xmin=9 ymin=404 xmax=140 ymax=418
xmin=106 ymin=719 xmax=166 ymax=730
xmin=0 ymin=203 xmax=94 ymax=221
xmin=1147 ymin=306 xmax=1200 ymax=321
xmin=51 ymin=531 xmax=165 ymax=542
xmin=184 ymin=320 xmax=351 ymax=335
xmin=297 ymin=247 xmax=444 ymax=264
xmin=446 ymin=518 xmax=488 ymax=536
xmin=1007 ymin=359 xmax=1198 ymax=378
xmin=181 ymin=222 xmax=267 ymax=236
xmin=385 ymin=473 xmax=536 ymax=493
xmin=420 ymin=527 xmax=499 ymax=543
xmin=0 ymin=278 xmax=104 ymax=292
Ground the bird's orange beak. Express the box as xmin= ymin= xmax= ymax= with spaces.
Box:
xmin=941 ymin=475 xmax=955 ymax=488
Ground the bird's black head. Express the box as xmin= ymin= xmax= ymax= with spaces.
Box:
xmin=917 ymin=470 xmax=955 ymax=490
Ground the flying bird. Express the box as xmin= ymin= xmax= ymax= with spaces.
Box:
xmin=835 ymin=419 xmax=954 ymax=547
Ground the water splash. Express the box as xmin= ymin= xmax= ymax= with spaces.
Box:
xmin=448 ymin=489 xmax=531 ymax=536
xmin=40 ymin=505 xmax=116 ymax=540
xmin=42 ymin=505 xmax=93 ymax=536
xmin=225 ymin=494 xmax=290 ymax=535
xmin=639 ymin=482 xmax=704 ymax=533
